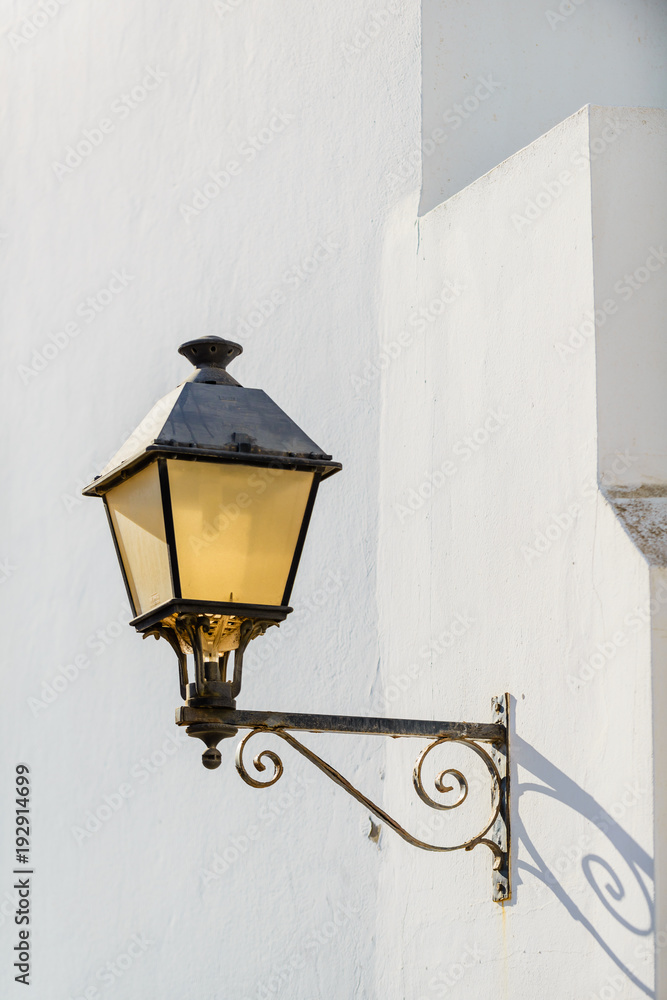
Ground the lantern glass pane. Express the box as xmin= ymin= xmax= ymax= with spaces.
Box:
xmin=167 ymin=460 xmax=314 ymax=606
xmin=106 ymin=461 xmax=173 ymax=615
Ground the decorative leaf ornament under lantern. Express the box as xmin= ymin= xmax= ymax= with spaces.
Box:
xmin=84 ymin=335 xmax=512 ymax=902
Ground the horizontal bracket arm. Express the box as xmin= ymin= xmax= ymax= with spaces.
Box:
xmin=176 ymin=695 xmax=511 ymax=902
xmin=176 ymin=706 xmax=505 ymax=743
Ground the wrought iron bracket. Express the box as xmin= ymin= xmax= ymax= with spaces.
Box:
xmin=176 ymin=694 xmax=511 ymax=902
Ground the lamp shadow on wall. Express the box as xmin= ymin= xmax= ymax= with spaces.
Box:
xmin=511 ymin=715 xmax=654 ymax=997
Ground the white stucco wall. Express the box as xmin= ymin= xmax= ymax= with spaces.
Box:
xmin=1 ymin=1 xmax=421 ymax=997
xmin=374 ymin=107 xmax=665 ymax=999
xmin=420 ymin=0 xmax=667 ymax=213
xmin=1 ymin=3 xmax=665 ymax=1000
xmin=589 ymin=107 xmax=667 ymax=490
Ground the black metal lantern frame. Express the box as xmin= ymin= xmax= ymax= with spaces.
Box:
xmin=83 ymin=337 xmax=511 ymax=902
xmin=97 ymin=450 xmax=325 ymax=711
xmin=84 ymin=336 xmax=339 ymax=713
xmin=103 ymin=454 xmax=324 ymax=628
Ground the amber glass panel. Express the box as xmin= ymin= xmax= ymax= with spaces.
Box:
xmin=106 ymin=462 xmax=173 ymax=615
xmin=167 ymin=460 xmax=314 ymax=606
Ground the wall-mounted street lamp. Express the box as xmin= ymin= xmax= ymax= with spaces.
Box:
xmin=83 ymin=337 xmax=511 ymax=901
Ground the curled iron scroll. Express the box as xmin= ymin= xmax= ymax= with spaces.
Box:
xmin=235 ymin=732 xmax=283 ymax=788
xmin=235 ymin=728 xmax=502 ymax=860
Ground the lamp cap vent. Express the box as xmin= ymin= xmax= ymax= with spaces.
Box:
xmin=178 ymin=336 xmax=243 ymax=385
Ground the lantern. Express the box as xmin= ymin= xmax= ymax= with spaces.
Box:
xmin=83 ymin=336 xmax=340 ymax=722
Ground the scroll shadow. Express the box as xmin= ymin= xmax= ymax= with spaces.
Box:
xmin=512 ymin=728 xmax=654 ymax=997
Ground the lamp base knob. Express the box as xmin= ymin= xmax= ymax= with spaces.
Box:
xmin=202 ymin=747 xmax=222 ymax=769
xmin=186 ymin=722 xmax=238 ymax=769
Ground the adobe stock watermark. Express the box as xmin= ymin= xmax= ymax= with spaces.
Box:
xmin=219 ymin=235 xmax=340 ymax=342
xmin=68 ymin=934 xmax=153 ymax=999
xmin=179 ymin=111 xmax=294 ymax=222
xmin=213 ymin=0 xmax=248 ymax=16
xmin=536 ymin=777 xmax=648 ymax=897
xmin=8 ymin=0 xmax=72 ymax=51
xmin=52 ymin=67 xmax=167 ymax=180
xmin=587 ymin=919 xmax=667 ymax=999
xmin=17 ymin=268 xmax=135 ymax=385
xmin=555 ymin=246 xmax=667 ymax=359
xmin=511 ymin=116 xmax=628 ymax=233
xmin=634 ymin=923 xmax=667 ymax=978
xmin=521 ymin=452 xmax=638 ymax=566
xmin=351 ymin=279 xmax=464 ymax=395
xmin=386 ymin=75 xmax=502 ymax=192
xmin=70 ymin=730 xmax=191 ymax=844
xmin=418 ymin=943 xmax=484 ymax=998
xmin=370 ymin=610 xmax=476 ymax=714
xmin=545 ymin=0 xmax=587 ymax=31
xmin=200 ymin=772 xmax=315 ymax=886
xmin=244 ymin=569 xmax=345 ymax=675
xmin=566 ymin=578 xmax=667 ymax=693
xmin=27 ymin=602 xmax=132 ymax=717
xmin=188 ymin=465 xmax=288 ymax=555
xmin=0 ymin=888 xmax=20 ymax=930
xmin=240 ymin=899 xmax=361 ymax=1000
xmin=0 ymin=558 xmax=17 ymax=584
xmin=393 ymin=409 xmax=510 ymax=523
xmin=341 ymin=2 xmax=399 ymax=63
xmin=62 ymin=392 xmax=183 ymax=514
xmin=587 ymin=974 xmax=627 ymax=1000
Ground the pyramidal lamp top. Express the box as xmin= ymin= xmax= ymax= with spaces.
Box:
xmin=83 ymin=336 xmax=341 ymax=636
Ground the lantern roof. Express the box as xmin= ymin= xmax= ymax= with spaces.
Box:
xmin=83 ymin=337 xmax=341 ymax=496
